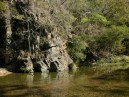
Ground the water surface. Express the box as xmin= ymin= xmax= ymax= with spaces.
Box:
xmin=0 ymin=66 xmax=129 ymax=97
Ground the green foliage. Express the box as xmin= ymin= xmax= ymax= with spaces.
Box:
xmin=81 ymin=13 xmax=109 ymax=24
xmin=69 ymin=0 xmax=129 ymax=60
xmin=2 ymin=0 xmax=129 ymax=65
xmin=105 ymin=0 xmax=129 ymax=24
xmin=90 ymin=13 xmax=109 ymax=24
xmin=91 ymin=0 xmax=129 ymax=24
xmin=0 ymin=1 xmax=5 ymax=12
xmin=67 ymin=35 xmax=86 ymax=63
xmin=97 ymin=55 xmax=129 ymax=64
xmin=81 ymin=17 xmax=89 ymax=23
xmin=96 ymin=25 xmax=129 ymax=54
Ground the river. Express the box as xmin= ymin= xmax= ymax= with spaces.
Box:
xmin=0 ymin=66 xmax=129 ymax=97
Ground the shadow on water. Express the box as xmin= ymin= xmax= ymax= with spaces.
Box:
xmin=86 ymin=67 xmax=129 ymax=96
xmin=94 ymin=67 xmax=129 ymax=81
xmin=0 ymin=72 xmax=72 ymax=97
xmin=0 ymin=73 xmax=50 ymax=97
xmin=0 ymin=84 xmax=51 ymax=97
xmin=82 ymin=85 xmax=129 ymax=96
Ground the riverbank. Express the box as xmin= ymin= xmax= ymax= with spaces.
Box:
xmin=0 ymin=68 xmax=12 ymax=76
xmin=91 ymin=55 xmax=129 ymax=66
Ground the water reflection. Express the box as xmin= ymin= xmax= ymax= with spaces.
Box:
xmin=41 ymin=72 xmax=49 ymax=79
xmin=49 ymin=71 xmax=72 ymax=88
xmin=26 ymin=71 xmax=73 ymax=97
xmin=1 ymin=67 xmax=129 ymax=97
xmin=26 ymin=73 xmax=34 ymax=87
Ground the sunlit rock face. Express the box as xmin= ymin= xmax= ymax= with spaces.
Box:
xmin=0 ymin=0 xmax=73 ymax=72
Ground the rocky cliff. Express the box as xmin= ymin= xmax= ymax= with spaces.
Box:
xmin=0 ymin=0 xmax=73 ymax=73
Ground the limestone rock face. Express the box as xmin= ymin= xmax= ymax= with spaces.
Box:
xmin=23 ymin=57 xmax=34 ymax=73
xmin=34 ymin=60 xmax=49 ymax=72
xmin=0 ymin=0 xmax=73 ymax=72
xmin=33 ymin=32 xmax=73 ymax=72
xmin=43 ymin=32 xmax=73 ymax=72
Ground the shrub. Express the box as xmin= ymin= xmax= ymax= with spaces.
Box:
xmin=90 ymin=13 xmax=109 ymax=24
xmin=67 ymin=35 xmax=86 ymax=63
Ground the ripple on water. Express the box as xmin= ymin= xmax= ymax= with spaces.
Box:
xmin=0 ymin=67 xmax=129 ymax=97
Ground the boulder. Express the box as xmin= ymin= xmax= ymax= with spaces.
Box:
xmin=35 ymin=60 xmax=49 ymax=72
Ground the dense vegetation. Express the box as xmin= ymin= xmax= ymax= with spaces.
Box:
xmin=65 ymin=0 xmax=129 ymax=64
xmin=1 ymin=0 xmax=129 ymax=67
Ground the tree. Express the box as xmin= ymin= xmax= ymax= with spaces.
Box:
xmin=88 ymin=0 xmax=129 ymax=24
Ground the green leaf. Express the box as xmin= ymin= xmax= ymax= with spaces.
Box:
xmin=81 ymin=17 xmax=89 ymax=23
